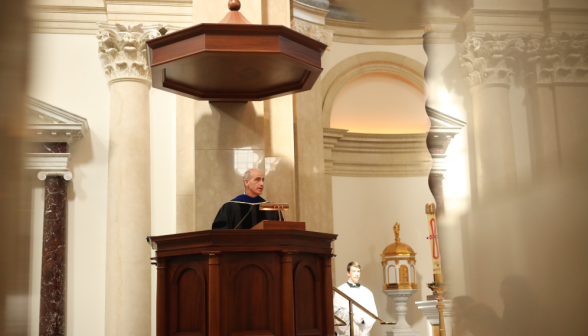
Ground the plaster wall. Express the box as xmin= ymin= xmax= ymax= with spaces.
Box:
xmin=332 ymin=176 xmax=435 ymax=336
xmin=27 ymin=33 xmax=177 ymax=336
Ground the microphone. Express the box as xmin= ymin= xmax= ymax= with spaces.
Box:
xmin=233 ymin=204 xmax=254 ymax=229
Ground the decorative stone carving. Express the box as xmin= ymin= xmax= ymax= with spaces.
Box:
xmin=524 ymin=33 xmax=588 ymax=84
xmin=291 ymin=19 xmax=334 ymax=47
xmin=37 ymin=171 xmax=73 ymax=181
xmin=96 ymin=23 xmax=163 ymax=84
xmin=27 ymin=98 xmax=88 ymax=143
xmin=460 ymin=33 xmax=525 ymax=87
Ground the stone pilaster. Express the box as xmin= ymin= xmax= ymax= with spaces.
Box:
xmin=97 ymin=22 xmax=161 ymax=336
xmin=523 ymin=33 xmax=588 ymax=173
xmin=460 ymin=33 xmax=521 ymax=200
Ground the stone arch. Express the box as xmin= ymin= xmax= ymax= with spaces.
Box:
xmin=321 ymin=52 xmax=425 ymax=128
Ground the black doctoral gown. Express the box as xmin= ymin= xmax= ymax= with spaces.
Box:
xmin=211 ymin=194 xmax=282 ymax=229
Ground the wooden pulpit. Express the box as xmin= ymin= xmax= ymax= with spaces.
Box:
xmin=148 ymin=225 xmax=337 ymax=336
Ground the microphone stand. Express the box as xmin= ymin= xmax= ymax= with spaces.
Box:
xmin=233 ymin=205 xmax=253 ymax=229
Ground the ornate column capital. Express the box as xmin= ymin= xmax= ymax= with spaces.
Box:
xmin=96 ymin=23 xmax=163 ymax=85
xmin=524 ymin=33 xmax=588 ymax=84
xmin=460 ymin=33 xmax=525 ymax=87
xmin=291 ymin=19 xmax=334 ymax=48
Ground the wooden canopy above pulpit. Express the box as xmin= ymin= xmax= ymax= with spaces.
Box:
xmin=148 ymin=227 xmax=337 ymax=336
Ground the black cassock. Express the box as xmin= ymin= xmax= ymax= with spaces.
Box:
xmin=211 ymin=194 xmax=282 ymax=230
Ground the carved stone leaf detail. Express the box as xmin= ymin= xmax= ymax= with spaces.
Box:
xmin=96 ymin=24 xmax=162 ymax=82
xmin=459 ymin=33 xmax=524 ymax=87
xmin=524 ymin=34 xmax=588 ymax=83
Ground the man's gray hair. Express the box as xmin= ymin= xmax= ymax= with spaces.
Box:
xmin=243 ymin=170 xmax=251 ymax=182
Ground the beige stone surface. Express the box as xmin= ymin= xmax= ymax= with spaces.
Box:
xmin=470 ymin=83 xmax=517 ymax=200
xmin=176 ymin=96 xmax=195 ymax=232
xmin=553 ymin=85 xmax=588 ymax=171
xmin=294 ymin=85 xmax=332 ymax=232
xmin=195 ymin=101 xmax=265 ymax=150
xmin=105 ymin=80 xmax=152 ymax=336
xmin=192 ymin=99 xmax=265 ymax=231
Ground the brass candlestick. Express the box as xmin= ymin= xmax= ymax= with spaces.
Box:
xmin=427 ymin=274 xmax=448 ymax=336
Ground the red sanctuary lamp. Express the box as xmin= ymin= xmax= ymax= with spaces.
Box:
xmin=145 ymin=0 xmax=328 ymax=102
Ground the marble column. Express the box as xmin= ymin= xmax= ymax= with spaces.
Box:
xmin=97 ymin=23 xmax=161 ymax=336
xmin=34 ymin=143 xmax=70 ymax=336
xmin=460 ymin=33 xmax=520 ymax=200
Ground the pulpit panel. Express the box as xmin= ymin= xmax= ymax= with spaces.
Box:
xmin=168 ymin=258 xmax=208 ymax=336
xmin=293 ymin=256 xmax=323 ymax=336
xmin=224 ymin=253 xmax=280 ymax=336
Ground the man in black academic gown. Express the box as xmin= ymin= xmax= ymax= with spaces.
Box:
xmin=211 ymin=168 xmax=281 ymax=229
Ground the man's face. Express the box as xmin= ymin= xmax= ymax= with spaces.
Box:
xmin=244 ymin=169 xmax=264 ymax=196
xmin=347 ymin=266 xmax=361 ymax=284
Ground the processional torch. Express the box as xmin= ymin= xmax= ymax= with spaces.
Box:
xmin=425 ymin=203 xmax=448 ymax=336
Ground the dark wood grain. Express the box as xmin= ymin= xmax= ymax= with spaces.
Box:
xmin=280 ymin=252 xmax=295 ymax=336
xmin=146 ymin=23 xmax=327 ymax=101
xmin=151 ymin=230 xmax=337 ymax=336
xmin=156 ymin=258 xmax=168 ymax=336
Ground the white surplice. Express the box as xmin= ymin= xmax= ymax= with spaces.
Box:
xmin=333 ymin=282 xmax=378 ymax=336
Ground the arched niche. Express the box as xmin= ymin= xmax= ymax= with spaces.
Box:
xmin=321 ymin=51 xmax=426 ymax=129
xmin=330 ymin=72 xmax=429 ymax=134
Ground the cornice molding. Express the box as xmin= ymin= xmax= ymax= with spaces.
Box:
xmin=96 ymin=22 xmax=162 ymax=84
xmin=24 ymin=153 xmax=73 ymax=181
xmin=426 ymin=106 xmax=467 ymax=175
xmin=27 ymin=98 xmax=89 ymax=143
xmin=323 ymin=128 xmax=430 ymax=177
xmin=292 ymin=0 xmax=329 ymax=21
xmin=291 ymin=19 xmax=334 ymax=47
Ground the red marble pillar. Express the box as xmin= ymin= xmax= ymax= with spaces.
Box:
xmin=36 ymin=142 xmax=69 ymax=336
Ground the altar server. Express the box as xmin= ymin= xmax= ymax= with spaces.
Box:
xmin=334 ymin=261 xmax=378 ymax=336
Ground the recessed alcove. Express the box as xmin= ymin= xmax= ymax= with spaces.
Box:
xmin=330 ymin=72 xmax=429 ymax=134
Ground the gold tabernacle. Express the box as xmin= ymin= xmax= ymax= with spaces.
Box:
xmin=259 ymin=203 xmax=289 ymax=211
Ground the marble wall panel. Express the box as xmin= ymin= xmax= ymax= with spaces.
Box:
xmin=194 ymin=101 xmax=265 ymax=150
xmin=176 ymin=96 xmax=196 ymax=232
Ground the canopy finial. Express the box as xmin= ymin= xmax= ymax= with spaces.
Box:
xmin=228 ymin=0 xmax=241 ymax=11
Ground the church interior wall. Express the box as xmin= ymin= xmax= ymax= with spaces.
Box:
xmin=332 ymin=176 xmax=435 ymax=336
xmin=26 ymin=32 xmax=178 ymax=336
xmin=27 ymin=33 xmax=110 ymax=336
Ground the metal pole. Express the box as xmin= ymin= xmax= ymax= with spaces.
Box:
xmin=349 ymin=300 xmax=354 ymax=336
